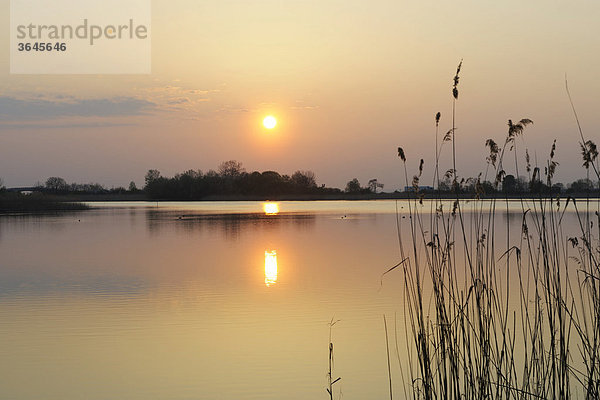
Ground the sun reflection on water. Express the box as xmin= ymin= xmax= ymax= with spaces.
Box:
xmin=263 ymin=202 xmax=279 ymax=215
xmin=264 ymin=250 xmax=278 ymax=287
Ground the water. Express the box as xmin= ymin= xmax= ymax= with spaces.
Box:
xmin=1 ymin=199 xmax=595 ymax=399
xmin=0 ymin=201 xmax=409 ymax=400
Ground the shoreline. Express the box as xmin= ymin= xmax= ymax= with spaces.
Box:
xmin=68 ymin=192 xmax=600 ymax=202
xmin=2 ymin=192 xmax=599 ymax=214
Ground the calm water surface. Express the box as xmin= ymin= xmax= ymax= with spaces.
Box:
xmin=0 ymin=200 xmax=590 ymax=399
xmin=1 ymin=201 xmax=409 ymax=400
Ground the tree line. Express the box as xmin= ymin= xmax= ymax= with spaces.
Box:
xmin=432 ymin=174 xmax=598 ymax=195
xmin=27 ymin=176 xmax=139 ymax=194
xmin=143 ymin=160 xmax=341 ymax=199
xmin=1 ymin=161 xmax=597 ymax=199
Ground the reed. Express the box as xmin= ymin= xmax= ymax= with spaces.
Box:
xmin=391 ymin=62 xmax=600 ymax=399
xmin=327 ymin=318 xmax=342 ymax=400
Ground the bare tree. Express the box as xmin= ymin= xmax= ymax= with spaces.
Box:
xmin=218 ymin=160 xmax=245 ymax=178
xmin=291 ymin=170 xmax=317 ymax=188
xmin=45 ymin=177 xmax=68 ymax=191
xmin=144 ymin=170 xmax=161 ymax=187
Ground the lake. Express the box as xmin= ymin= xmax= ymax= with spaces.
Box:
xmin=0 ymin=200 xmax=593 ymax=399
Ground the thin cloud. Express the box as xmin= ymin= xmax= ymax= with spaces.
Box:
xmin=290 ymin=99 xmax=319 ymax=110
xmin=0 ymin=96 xmax=154 ymax=121
xmin=0 ymin=121 xmax=136 ymax=129
xmin=290 ymin=105 xmax=319 ymax=110
xmin=138 ymin=85 xmax=213 ymax=114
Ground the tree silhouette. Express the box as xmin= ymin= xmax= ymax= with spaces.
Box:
xmin=139 ymin=162 xmax=342 ymax=200
xmin=368 ymin=179 xmax=384 ymax=193
xmin=45 ymin=177 xmax=68 ymax=192
xmin=145 ymin=170 xmax=161 ymax=186
xmin=292 ymin=170 xmax=317 ymax=188
xmin=218 ymin=160 xmax=245 ymax=178
xmin=345 ymin=178 xmax=362 ymax=193
xmin=569 ymin=178 xmax=595 ymax=192
xmin=502 ymin=175 xmax=517 ymax=193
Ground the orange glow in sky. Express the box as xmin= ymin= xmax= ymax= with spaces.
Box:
xmin=1 ymin=0 xmax=598 ymax=188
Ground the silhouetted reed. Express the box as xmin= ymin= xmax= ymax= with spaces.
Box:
xmin=392 ymin=62 xmax=600 ymax=399
xmin=327 ymin=318 xmax=342 ymax=400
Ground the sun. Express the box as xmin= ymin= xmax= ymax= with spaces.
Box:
xmin=263 ymin=116 xmax=277 ymax=130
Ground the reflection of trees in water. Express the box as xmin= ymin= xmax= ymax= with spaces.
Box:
xmin=290 ymin=213 xmax=318 ymax=232
xmin=144 ymin=210 xmax=316 ymax=240
xmin=502 ymin=210 xmax=525 ymax=223
xmin=0 ymin=213 xmax=76 ymax=236
xmin=128 ymin=209 xmax=139 ymax=227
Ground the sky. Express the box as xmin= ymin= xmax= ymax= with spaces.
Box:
xmin=1 ymin=0 xmax=599 ymax=190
